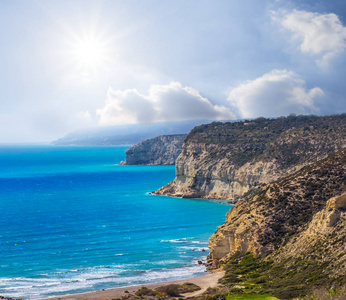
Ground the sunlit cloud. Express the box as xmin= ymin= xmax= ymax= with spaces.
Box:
xmin=273 ymin=9 xmax=346 ymax=67
xmin=227 ymin=69 xmax=324 ymax=118
xmin=96 ymin=82 xmax=236 ymax=125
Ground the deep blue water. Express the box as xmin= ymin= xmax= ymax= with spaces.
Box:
xmin=0 ymin=145 xmax=231 ymax=299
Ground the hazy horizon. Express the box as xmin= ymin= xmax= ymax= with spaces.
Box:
xmin=1 ymin=0 xmax=346 ymax=143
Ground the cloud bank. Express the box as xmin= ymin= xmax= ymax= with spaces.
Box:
xmin=227 ymin=69 xmax=324 ymax=118
xmin=96 ymin=82 xmax=235 ymax=125
xmin=274 ymin=9 xmax=346 ymax=66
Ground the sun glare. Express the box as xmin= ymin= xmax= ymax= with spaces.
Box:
xmin=75 ymin=39 xmax=105 ymax=65
xmin=70 ymin=36 xmax=109 ymax=75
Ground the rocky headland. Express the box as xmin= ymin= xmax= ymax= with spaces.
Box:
xmin=154 ymin=114 xmax=346 ymax=202
xmin=207 ymin=146 xmax=346 ymax=298
xmin=121 ymin=134 xmax=186 ymax=165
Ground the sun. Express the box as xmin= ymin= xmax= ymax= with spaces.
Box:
xmin=70 ymin=36 xmax=109 ymax=75
xmin=62 ymin=25 xmax=116 ymax=80
xmin=74 ymin=38 xmax=105 ymax=65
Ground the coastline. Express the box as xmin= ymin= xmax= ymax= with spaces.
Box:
xmin=43 ymin=271 xmax=224 ymax=300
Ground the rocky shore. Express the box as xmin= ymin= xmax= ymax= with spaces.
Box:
xmin=121 ymin=134 xmax=186 ymax=165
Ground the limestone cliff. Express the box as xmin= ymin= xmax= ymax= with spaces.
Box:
xmin=275 ymin=192 xmax=346 ymax=271
xmin=121 ymin=134 xmax=186 ymax=165
xmin=208 ymin=147 xmax=346 ymax=267
xmin=155 ymin=114 xmax=346 ymax=201
xmin=208 ymin=147 xmax=346 ymax=298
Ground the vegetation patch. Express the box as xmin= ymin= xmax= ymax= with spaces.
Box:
xmin=154 ymin=282 xmax=201 ymax=296
xmin=226 ymin=294 xmax=279 ymax=300
xmin=218 ymin=251 xmax=346 ymax=300
xmin=178 ymin=282 xmax=202 ymax=293
xmin=295 ymin=285 xmax=346 ymax=300
xmin=188 ymin=114 xmax=346 ymax=168
xmin=135 ymin=286 xmax=160 ymax=297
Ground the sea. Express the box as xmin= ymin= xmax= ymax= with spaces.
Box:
xmin=0 ymin=145 xmax=232 ymax=299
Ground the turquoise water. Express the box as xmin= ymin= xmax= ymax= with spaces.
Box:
xmin=0 ymin=145 xmax=231 ymax=299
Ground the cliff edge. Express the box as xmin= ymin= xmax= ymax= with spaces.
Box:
xmin=121 ymin=134 xmax=186 ymax=165
xmin=154 ymin=114 xmax=346 ymax=202
xmin=208 ymin=147 xmax=346 ymax=298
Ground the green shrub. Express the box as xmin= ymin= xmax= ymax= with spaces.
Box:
xmin=155 ymin=284 xmax=181 ymax=296
xmin=135 ymin=286 xmax=157 ymax=296
xmin=178 ymin=282 xmax=201 ymax=293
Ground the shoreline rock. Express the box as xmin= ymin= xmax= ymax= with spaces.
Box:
xmin=122 ymin=134 xmax=186 ymax=165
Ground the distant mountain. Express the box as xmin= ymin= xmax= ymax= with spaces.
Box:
xmin=52 ymin=120 xmax=217 ymax=145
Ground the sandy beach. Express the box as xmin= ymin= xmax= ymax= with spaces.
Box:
xmin=44 ymin=271 xmax=225 ymax=300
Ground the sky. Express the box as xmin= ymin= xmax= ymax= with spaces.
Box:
xmin=1 ymin=0 xmax=346 ymax=143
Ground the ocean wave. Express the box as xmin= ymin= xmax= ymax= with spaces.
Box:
xmin=191 ymin=241 xmax=208 ymax=244
xmin=154 ymin=260 xmax=183 ymax=266
xmin=160 ymin=238 xmax=204 ymax=243
xmin=0 ymin=262 xmax=207 ymax=300
xmin=0 ymin=267 xmax=122 ymax=299
xmin=178 ymin=246 xmax=209 ymax=252
xmin=160 ymin=238 xmax=208 ymax=248
xmin=160 ymin=239 xmax=188 ymax=243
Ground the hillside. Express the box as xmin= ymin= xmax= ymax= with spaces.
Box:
xmin=154 ymin=114 xmax=346 ymax=202
xmin=121 ymin=134 xmax=186 ymax=165
xmin=208 ymin=147 xmax=346 ymax=299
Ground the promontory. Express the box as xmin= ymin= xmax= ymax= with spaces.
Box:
xmin=154 ymin=114 xmax=346 ymax=202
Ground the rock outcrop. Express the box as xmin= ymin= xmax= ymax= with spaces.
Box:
xmin=207 ymin=147 xmax=346 ymax=297
xmin=121 ymin=134 xmax=186 ymax=165
xmin=154 ymin=114 xmax=346 ymax=202
xmin=208 ymin=147 xmax=346 ymax=268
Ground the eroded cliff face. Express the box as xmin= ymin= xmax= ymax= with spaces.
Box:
xmin=121 ymin=134 xmax=186 ymax=165
xmin=278 ymin=195 xmax=346 ymax=283
xmin=155 ymin=115 xmax=346 ymax=201
xmin=277 ymin=193 xmax=346 ymax=263
xmin=207 ymin=147 xmax=346 ymax=271
xmin=158 ymin=151 xmax=282 ymax=200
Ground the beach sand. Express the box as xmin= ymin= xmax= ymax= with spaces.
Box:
xmin=45 ymin=271 xmax=225 ymax=300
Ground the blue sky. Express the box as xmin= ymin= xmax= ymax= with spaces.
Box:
xmin=1 ymin=0 xmax=346 ymax=142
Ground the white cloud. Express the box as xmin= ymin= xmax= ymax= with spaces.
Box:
xmin=96 ymin=82 xmax=235 ymax=125
xmin=227 ymin=69 xmax=324 ymax=118
xmin=274 ymin=9 xmax=346 ymax=66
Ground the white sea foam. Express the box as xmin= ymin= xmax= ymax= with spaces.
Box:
xmin=160 ymin=238 xmax=206 ymax=244
xmin=178 ymin=246 xmax=209 ymax=252
xmin=154 ymin=260 xmax=182 ymax=265
xmin=0 ymin=261 xmax=207 ymax=300
xmin=191 ymin=241 xmax=208 ymax=244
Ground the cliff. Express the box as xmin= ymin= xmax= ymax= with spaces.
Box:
xmin=208 ymin=147 xmax=346 ymax=298
xmin=154 ymin=114 xmax=346 ymax=202
xmin=121 ymin=134 xmax=186 ymax=165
